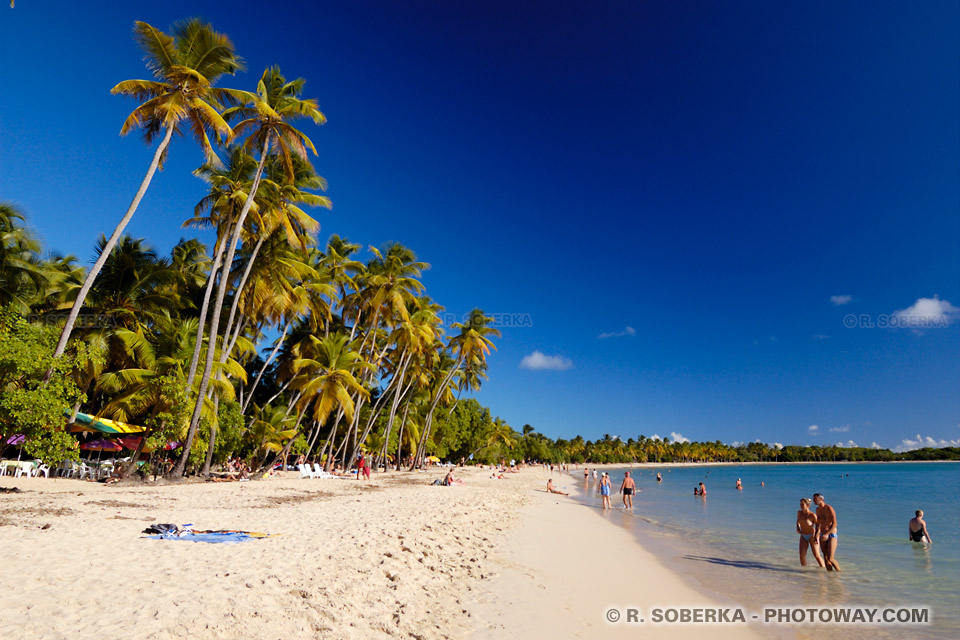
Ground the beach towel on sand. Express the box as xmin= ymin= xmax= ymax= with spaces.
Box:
xmin=142 ymin=523 xmax=275 ymax=544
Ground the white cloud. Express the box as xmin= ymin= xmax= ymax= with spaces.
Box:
xmin=829 ymin=425 xmax=850 ymax=433
xmin=519 ymin=351 xmax=573 ymax=371
xmin=649 ymin=434 xmax=662 ymax=442
xmin=846 ymin=440 xmax=857 ymax=448
xmin=812 ymin=334 xmax=829 ymax=340
xmin=669 ymin=431 xmax=689 ymax=444
xmin=597 ymin=326 xmax=636 ymax=339
xmin=808 ymin=425 xmax=819 ymax=433
xmin=871 ymin=442 xmax=882 ymax=449
xmin=831 ymin=295 xmax=853 ymax=306
xmin=895 ymin=434 xmax=960 ymax=453
xmin=892 ymin=296 xmax=959 ymax=329
xmin=730 ymin=441 xmax=743 ymax=447
xmin=773 ymin=442 xmax=783 ymax=450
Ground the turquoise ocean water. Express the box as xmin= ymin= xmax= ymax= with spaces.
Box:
xmin=563 ymin=462 xmax=959 ymax=639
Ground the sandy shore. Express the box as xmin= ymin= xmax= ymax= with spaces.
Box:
xmin=473 ymin=471 xmax=773 ymax=640
xmin=1 ymin=466 xmax=774 ymax=639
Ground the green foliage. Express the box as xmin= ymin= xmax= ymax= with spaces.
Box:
xmin=0 ymin=307 xmax=93 ymax=464
xmin=213 ymin=400 xmax=245 ymax=462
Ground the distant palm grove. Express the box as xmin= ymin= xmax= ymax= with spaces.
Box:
xmin=2 ymin=19 xmax=955 ymax=478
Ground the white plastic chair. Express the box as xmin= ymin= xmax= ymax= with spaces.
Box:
xmin=297 ymin=463 xmax=314 ymax=479
xmin=36 ymin=464 xmax=50 ymax=478
xmin=79 ymin=463 xmax=96 ymax=480
xmin=14 ymin=463 xmax=33 ymax=478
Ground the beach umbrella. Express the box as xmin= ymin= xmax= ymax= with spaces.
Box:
xmin=426 ymin=456 xmax=441 ymax=463
xmin=64 ymin=410 xmax=146 ymax=434
xmin=79 ymin=439 xmax=123 ymax=452
xmin=6 ymin=434 xmax=25 ymax=445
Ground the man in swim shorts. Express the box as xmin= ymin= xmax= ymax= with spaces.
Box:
xmin=796 ymin=498 xmax=825 ymax=567
xmin=909 ymin=510 xmax=932 ymax=543
xmin=813 ymin=493 xmax=841 ymax=571
xmin=619 ymin=471 xmax=637 ymax=509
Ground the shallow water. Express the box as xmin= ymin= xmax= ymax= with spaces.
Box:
xmin=563 ymin=462 xmax=960 ymax=639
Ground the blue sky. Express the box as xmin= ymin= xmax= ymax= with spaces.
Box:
xmin=1 ymin=1 xmax=957 ymax=451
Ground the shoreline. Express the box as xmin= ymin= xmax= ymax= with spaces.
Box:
xmin=472 ymin=470 xmax=772 ymax=640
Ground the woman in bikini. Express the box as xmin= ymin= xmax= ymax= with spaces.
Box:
xmin=797 ymin=498 xmax=825 ymax=567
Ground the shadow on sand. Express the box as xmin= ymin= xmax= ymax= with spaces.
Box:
xmin=682 ymin=555 xmax=804 ymax=574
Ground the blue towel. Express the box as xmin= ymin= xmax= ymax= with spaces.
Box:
xmin=149 ymin=531 xmax=258 ymax=544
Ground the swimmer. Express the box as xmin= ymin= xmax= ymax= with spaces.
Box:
xmin=736 ymin=478 xmax=742 ymax=490
xmin=909 ymin=510 xmax=932 ymax=544
xmin=698 ymin=481 xmax=706 ymax=496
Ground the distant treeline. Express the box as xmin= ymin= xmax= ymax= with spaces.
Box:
xmin=473 ymin=427 xmax=960 ymax=464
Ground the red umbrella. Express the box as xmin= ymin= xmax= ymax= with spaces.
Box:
xmin=79 ymin=439 xmax=122 ymax=452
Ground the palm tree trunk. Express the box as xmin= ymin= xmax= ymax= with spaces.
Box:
xmin=395 ymin=397 xmax=413 ymax=470
xmin=241 ymin=320 xmax=290 ymax=414
xmin=201 ymin=395 xmax=221 ymax=477
xmin=348 ymin=351 xmax=409 ymax=464
xmin=221 ymin=235 xmax=265 ymax=358
xmin=52 ymin=122 xmax=175 ymax=360
xmin=186 ymin=230 xmax=228 ymax=389
xmin=172 ymin=138 xmax=270 ymax=478
xmin=409 ymin=357 xmax=462 ymax=470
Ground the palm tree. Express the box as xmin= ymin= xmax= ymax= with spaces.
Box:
xmin=176 ymin=66 xmax=325 ymax=477
xmin=53 ymin=19 xmax=243 ymax=360
xmin=0 ymin=203 xmax=49 ymax=313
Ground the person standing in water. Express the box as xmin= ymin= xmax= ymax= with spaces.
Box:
xmin=813 ymin=493 xmax=840 ymax=572
xmin=698 ymin=481 xmax=707 ymax=496
xmin=796 ymin=498 xmax=825 ymax=567
xmin=909 ymin=510 xmax=932 ymax=543
xmin=619 ymin=471 xmax=637 ymax=509
xmin=736 ymin=478 xmax=742 ymax=490
xmin=656 ymin=472 xmax=662 ymax=483
xmin=598 ymin=472 xmax=612 ymax=509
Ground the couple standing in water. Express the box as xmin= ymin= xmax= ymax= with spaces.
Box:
xmin=597 ymin=471 xmax=637 ymax=510
xmin=797 ymin=494 xmax=840 ymax=571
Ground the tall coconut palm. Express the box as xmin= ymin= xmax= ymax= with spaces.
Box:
xmin=0 ymin=203 xmax=48 ymax=313
xmin=53 ymin=19 xmax=243 ymax=360
xmin=175 ymin=66 xmax=325 ymax=477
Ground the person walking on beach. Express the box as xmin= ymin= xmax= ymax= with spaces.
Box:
xmin=796 ymin=498 xmax=825 ymax=567
xmin=813 ymin=493 xmax=841 ymax=572
xmin=619 ymin=471 xmax=637 ymax=509
xmin=598 ymin=472 xmax=612 ymax=509
xmin=909 ymin=510 xmax=932 ymax=544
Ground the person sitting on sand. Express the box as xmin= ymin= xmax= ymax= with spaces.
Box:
xmin=909 ymin=510 xmax=932 ymax=544
xmin=547 ymin=478 xmax=568 ymax=495
xmin=444 ymin=469 xmax=464 ymax=486
xmin=796 ymin=498 xmax=825 ymax=567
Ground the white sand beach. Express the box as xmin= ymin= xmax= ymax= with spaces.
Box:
xmin=3 ymin=467 xmax=770 ymax=640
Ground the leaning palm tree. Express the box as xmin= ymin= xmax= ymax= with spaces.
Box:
xmin=52 ymin=19 xmax=243 ymax=359
xmin=175 ymin=65 xmax=326 ymax=477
